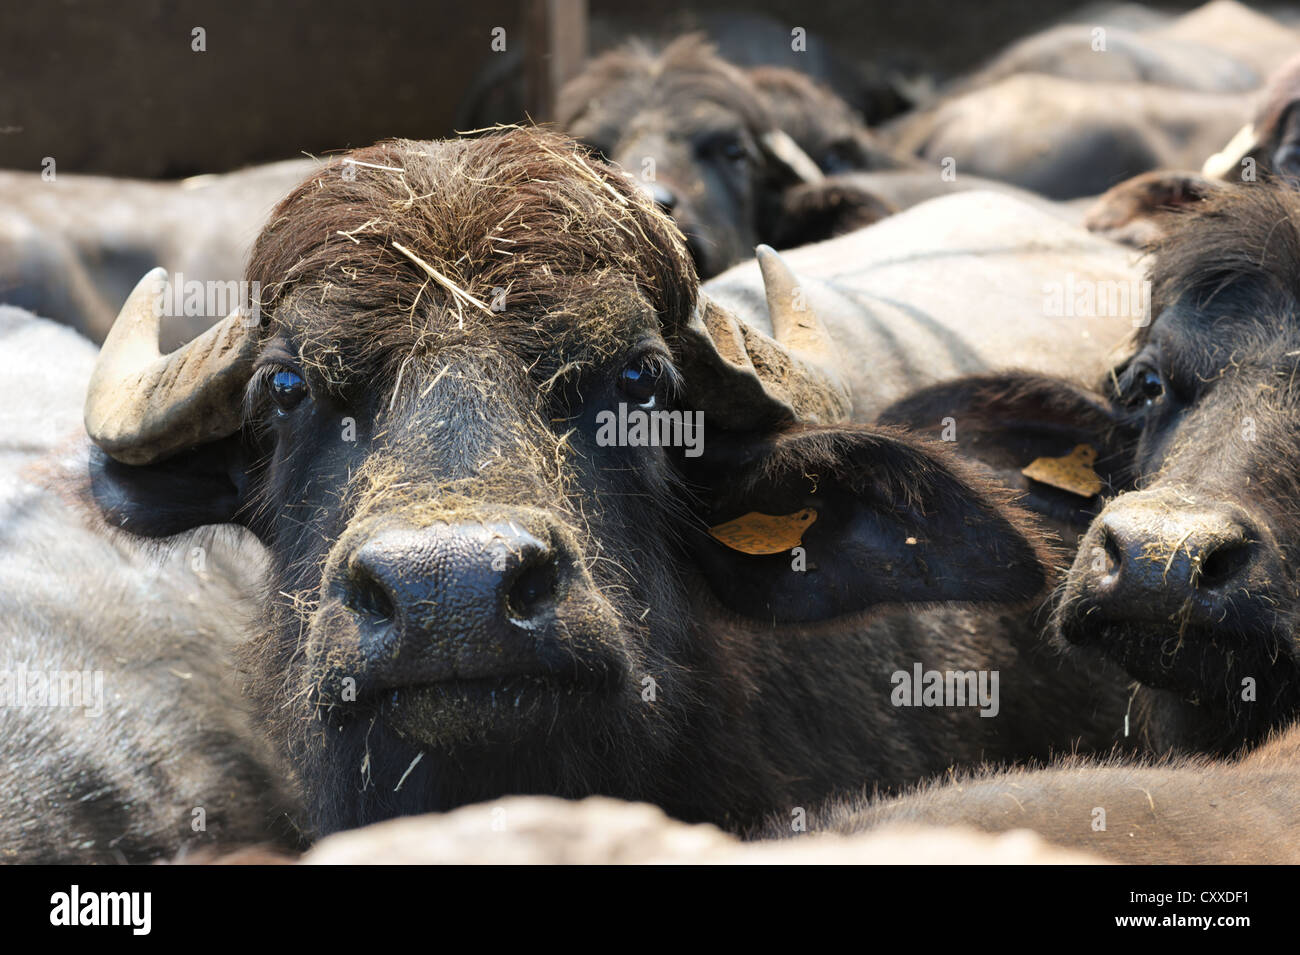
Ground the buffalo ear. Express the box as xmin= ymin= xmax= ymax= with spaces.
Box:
xmin=877 ymin=372 xmax=1130 ymax=531
xmin=1083 ymin=170 xmax=1222 ymax=247
xmin=88 ymin=436 xmax=251 ymax=538
xmin=684 ymin=425 xmax=1048 ymax=623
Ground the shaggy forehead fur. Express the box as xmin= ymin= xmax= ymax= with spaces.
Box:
xmin=748 ymin=66 xmax=860 ymax=149
xmin=245 ymin=127 xmax=697 ymax=390
xmin=556 ymin=34 xmax=774 ymax=138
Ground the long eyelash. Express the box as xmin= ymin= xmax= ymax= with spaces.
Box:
xmin=641 ymin=352 xmax=683 ymax=399
xmin=243 ymin=365 xmax=285 ymax=425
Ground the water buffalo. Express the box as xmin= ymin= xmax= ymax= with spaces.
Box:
xmin=934 ymin=2 xmax=1297 ymax=100
xmin=555 ymin=35 xmax=893 ymax=277
xmin=703 ymin=187 xmax=1140 ymax=415
xmin=887 ymin=73 xmax=1249 ymax=200
xmin=786 ymin=723 xmax=1300 ymax=864
xmin=81 ymin=128 xmax=1140 ymax=838
xmin=0 ymin=159 xmax=314 ymax=346
xmin=880 ymin=182 xmax=1300 ymax=754
xmin=953 ymin=21 xmax=1259 ymax=95
xmin=880 ymin=2 xmax=1299 ymax=203
xmin=0 ymin=306 xmax=296 ymax=863
xmin=1149 ymin=0 xmax=1300 ymax=83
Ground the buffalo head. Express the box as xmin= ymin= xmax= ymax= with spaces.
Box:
xmin=556 ymin=35 xmax=861 ymax=277
xmin=85 ymin=128 xmax=1049 ymax=834
xmin=885 ymin=184 xmax=1300 ymax=749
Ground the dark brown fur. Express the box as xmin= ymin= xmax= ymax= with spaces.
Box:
xmin=248 ymin=134 xmax=696 ymax=390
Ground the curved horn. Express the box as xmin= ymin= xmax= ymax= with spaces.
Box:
xmin=1202 ymin=122 xmax=1258 ymax=180
xmin=676 ymin=245 xmax=851 ymax=430
xmin=756 ymin=244 xmax=836 ymax=359
xmin=85 ymin=269 xmax=260 ymax=465
xmin=760 ymin=130 xmax=824 ymax=184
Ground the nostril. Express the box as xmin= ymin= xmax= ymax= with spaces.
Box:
xmin=1197 ymin=539 xmax=1254 ymax=588
xmin=504 ymin=559 xmax=559 ymax=626
xmin=1101 ymin=528 xmax=1122 ymax=579
xmin=345 ymin=565 xmax=397 ymax=624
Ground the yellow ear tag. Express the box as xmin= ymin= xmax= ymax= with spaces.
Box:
xmin=708 ymin=508 xmax=817 ymax=555
xmin=1021 ymin=444 xmax=1103 ymax=498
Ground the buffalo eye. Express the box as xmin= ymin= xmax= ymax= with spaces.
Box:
xmin=269 ymin=368 xmax=309 ymax=412
xmin=700 ymin=132 xmax=749 ymax=166
xmin=1122 ymin=364 xmax=1165 ymax=408
xmin=1138 ymin=369 xmax=1164 ymax=404
xmin=618 ymin=362 xmax=660 ymax=409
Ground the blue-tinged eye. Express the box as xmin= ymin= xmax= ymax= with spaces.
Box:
xmin=269 ymin=368 xmax=308 ymax=412
xmin=1138 ymin=369 xmax=1164 ymax=405
xmin=618 ymin=363 xmax=658 ymax=408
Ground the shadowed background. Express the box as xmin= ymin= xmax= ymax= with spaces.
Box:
xmin=0 ymin=0 xmax=1219 ymax=178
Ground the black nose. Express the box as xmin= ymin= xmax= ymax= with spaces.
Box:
xmin=1077 ymin=498 xmax=1264 ymax=626
xmin=341 ymin=522 xmax=572 ymax=688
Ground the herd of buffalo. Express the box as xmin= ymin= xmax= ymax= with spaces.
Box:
xmin=6 ymin=0 xmax=1300 ymax=865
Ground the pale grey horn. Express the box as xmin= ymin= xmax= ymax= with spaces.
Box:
xmin=85 ymin=269 xmax=260 ymax=465
xmin=677 ymin=245 xmax=851 ymax=429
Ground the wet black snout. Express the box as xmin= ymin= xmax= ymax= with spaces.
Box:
xmin=1067 ymin=491 xmax=1277 ymax=632
xmin=1093 ymin=507 xmax=1255 ymax=612
xmin=340 ymin=522 xmax=577 ymax=688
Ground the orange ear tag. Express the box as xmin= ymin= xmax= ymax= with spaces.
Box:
xmin=708 ymin=508 xmax=817 ymax=555
xmin=1021 ymin=444 xmax=1103 ymax=498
